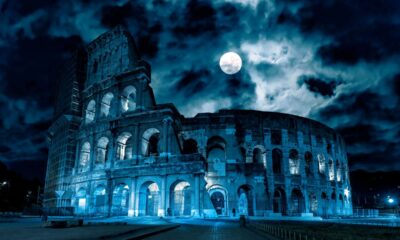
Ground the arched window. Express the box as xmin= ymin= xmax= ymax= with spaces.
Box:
xmin=328 ymin=159 xmax=335 ymax=181
xmin=305 ymin=151 xmax=313 ymax=176
xmin=317 ymin=154 xmax=325 ymax=174
xmin=85 ymin=100 xmax=96 ymax=123
xmin=116 ymin=132 xmax=133 ymax=160
xmin=182 ymin=139 xmax=198 ymax=154
xmin=206 ymin=136 xmax=226 ymax=161
xmin=272 ymin=148 xmax=283 ymax=174
xmin=96 ymin=137 xmax=109 ymax=164
xmin=289 ymin=149 xmax=300 ymax=175
xmin=206 ymin=136 xmax=227 ymax=176
xmin=121 ymin=86 xmax=136 ymax=112
xmin=112 ymin=184 xmax=129 ymax=216
xmin=252 ymin=147 xmax=263 ymax=164
xmin=142 ymin=128 xmax=160 ymax=156
xmin=100 ymin=92 xmax=114 ymax=117
xmin=80 ymin=142 xmax=91 ymax=167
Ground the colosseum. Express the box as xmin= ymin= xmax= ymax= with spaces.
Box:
xmin=44 ymin=26 xmax=353 ymax=218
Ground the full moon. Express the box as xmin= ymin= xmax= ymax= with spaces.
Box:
xmin=219 ymin=52 xmax=242 ymax=75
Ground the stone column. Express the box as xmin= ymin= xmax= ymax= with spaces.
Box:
xmin=73 ymin=141 xmax=81 ymax=175
xmin=89 ymin=135 xmax=95 ymax=172
xmin=162 ymin=117 xmax=172 ymax=159
xmin=128 ymin=177 xmax=136 ymax=217
xmin=193 ymin=174 xmax=200 ymax=216
xmin=159 ymin=176 xmax=167 ymax=216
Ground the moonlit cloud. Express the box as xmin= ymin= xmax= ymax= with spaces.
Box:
xmin=0 ymin=0 xmax=400 ymax=173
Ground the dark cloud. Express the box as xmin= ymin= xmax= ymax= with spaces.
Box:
xmin=297 ymin=75 xmax=342 ymax=97
xmin=0 ymin=0 xmax=399 ymax=176
xmin=172 ymin=0 xmax=218 ymax=37
xmin=175 ymin=69 xmax=210 ymax=96
xmin=1 ymin=35 xmax=83 ymax=107
xmin=101 ymin=3 xmax=136 ymax=28
xmin=279 ymin=0 xmax=400 ymax=64
xmin=0 ymin=145 xmax=11 ymax=153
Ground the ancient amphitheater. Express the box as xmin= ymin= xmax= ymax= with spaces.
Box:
xmin=44 ymin=26 xmax=352 ymax=218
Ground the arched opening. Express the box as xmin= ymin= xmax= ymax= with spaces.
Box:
xmin=273 ymin=188 xmax=286 ymax=215
xmin=206 ymin=136 xmax=226 ymax=176
xmin=170 ymin=181 xmax=192 ymax=216
xmin=305 ymin=151 xmax=313 ymax=176
xmin=75 ymin=188 xmax=87 ymax=215
xmin=112 ymin=183 xmax=129 ymax=216
xmin=331 ymin=192 xmax=337 ymax=215
xmin=290 ymin=188 xmax=305 ymax=216
xmin=80 ymin=142 xmax=91 ymax=168
xmin=100 ymin=92 xmax=114 ymax=117
xmin=182 ymin=139 xmax=198 ymax=154
xmin=237 ymin=185 xmax=254 ymax=216
xmin=116 ymin=132 xmax=133 ymax=160
xmin=121 ymin=86 xmax=136 ymax=112
xmin=252 ymin=147 xmax=263 ymax=164
xmin=93 ymin=185 xmax=107 ymax=215
xmin=142 ymin=128 xmax=160 ymax=157
xmin=138 ymin=181 xmax=160 ymax=216
xmin=321 ymin=192 xmax=328 ymax=217
xmin=328 ymin=159 xmax=335 ymax=181
xmin=309 ymin=193 xmax=318 ymax=215
xmin=85 ymin=100 xmax=96 ymax=123
xmin=318 ymin=154 xmax=326 ymax=174
xmin=272 ymin=148 xmax=283 ymax=174
xmin=96 ymin=137 xmax=109 ymax=164
xmin=209 ymin=186 xmax=227 ymax=216
xmin=289 ymin=149 xmax=300 ymax=175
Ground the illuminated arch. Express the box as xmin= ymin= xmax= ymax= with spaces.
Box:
xmin=142 ymin=128 xmax=160 ymax=156
xmin=80 ymin=142 xmax=91 ymax=167
xmin=116 ymin=132 xmax=133 ymax=160
xmin=85 ymin=100 xmax=96 ymax=123
xmin=289 ymin=149 xmax=300 ymax=175
xmin=100 ymin=92 xmax=114 ymax=117
xmin=96 ymin=137 xmax=109 ymax=164
xmin=121 ymin=86 xmax=136 ymax=112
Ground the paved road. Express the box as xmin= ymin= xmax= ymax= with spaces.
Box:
xmin=145 ymin=218 xmax=273 ymax=240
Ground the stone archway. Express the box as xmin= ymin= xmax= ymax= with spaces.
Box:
xmin=170 ymin=181 xmax=192 ymax=216
xmin=138 ymin=181 xmax=160 ymax=216
xmin=273 ymin=187 xmax=286 ymax=215
xmin=237 ymin=184 xmax=254 ymax=216
xmin=112 ymin=183 xmax=129 ymax=216
xmin=208 ymin=186 xmax=228 ymax=216
xmin=290 ymin=188 xmax=305 ymax=216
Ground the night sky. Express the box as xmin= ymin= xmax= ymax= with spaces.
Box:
xmin=0 ymin=0 xmax=400 ymax=181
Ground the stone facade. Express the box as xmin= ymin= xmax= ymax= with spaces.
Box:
xmin=44 ymin=26 xmax=352 ymax=218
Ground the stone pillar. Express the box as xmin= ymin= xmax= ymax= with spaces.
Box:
xmin=161 ymin=117 xmax=172 ymax=158
xmin=159 ymin=176 xmax=167 ymax=216
xmin=128 ymin=177 xmax=136 ymax=217
xmin=73 ymin=141 xmax=81 ymax=175
xmin=134 ymin=124 xmax=140 ymax=162
xmin=137 ymin=79 xmax=147 ymax=110
xmin=193 ymin=174 xmax=200 ymax=216
xmin=89 ymin=135 xmax=95 ymax=172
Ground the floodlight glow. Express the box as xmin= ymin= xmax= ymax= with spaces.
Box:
xmin=388 ymin=198 xmax=394 ymax=204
